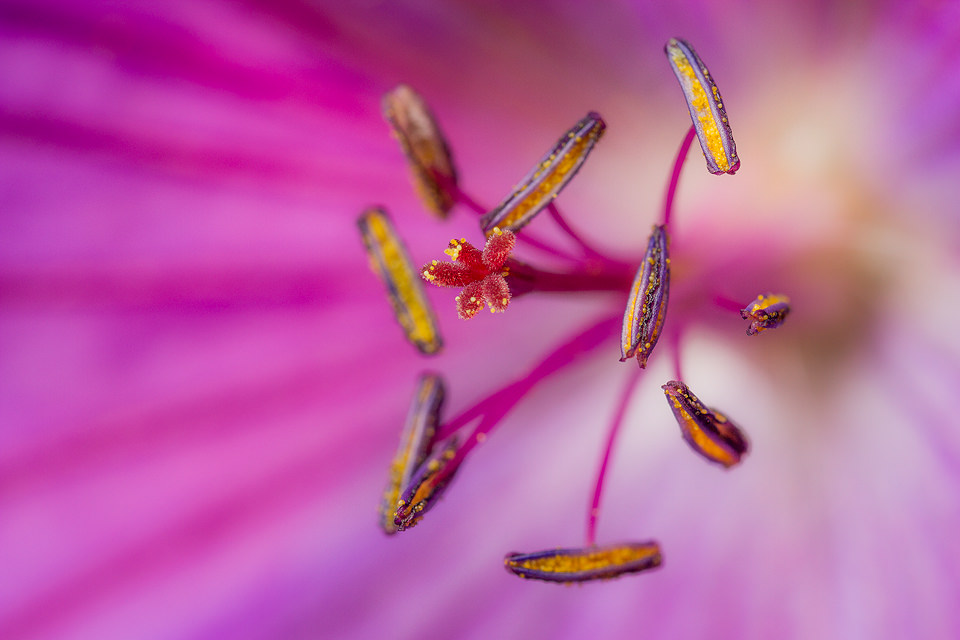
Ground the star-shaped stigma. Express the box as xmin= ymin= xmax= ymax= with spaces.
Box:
xmin=421 ymin=227 xmax=515 ymax=319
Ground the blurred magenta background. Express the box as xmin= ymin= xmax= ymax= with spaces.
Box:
xmin=2 ymin=2 xmax=960 ymax=639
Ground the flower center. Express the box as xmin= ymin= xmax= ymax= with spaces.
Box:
xmin=365 ymin=39 xmax=796 ymax=583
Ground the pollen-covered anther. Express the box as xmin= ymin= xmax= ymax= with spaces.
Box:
xmin=394 ymin=437 xmax=461 ymax=531
xmin=382 ymin=85 xmax=459 ymax=218
xmin=665 ymin=38 xmax=739 ymax=175
xmin=480 ymin=112 xmax=606 ymax=235
xmin=420 ymin=229 xmax=516 ymax=319
xmin=621 ymin=225 xmax=670 ymax=368
xmin=380 ymin=374 xmax=445 ymax=535
xmin=358 ymin=208 xmax=443 ymax=354
xmin=740 ymin=293 xmax=791 ymax=335
xmin=504 ymin=542 xmax=662 ymax=583
xmin=661 ymin=380 xmax=749 ymax=468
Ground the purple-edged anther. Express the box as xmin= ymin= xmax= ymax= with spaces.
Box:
xmin=621 ymin=225 xmax=670 ymax=368
xmin=380 ymin=374 xmax=445 ymax=534
xmin=383 ymin=85 xmax=459 ymax=218
xmin=358 ymin=208 xmax=443 ymax=355
xmin=740 ymin=293 xmax=791 ymax=335
xmin=662 ymin=380 xmax=749 ymax=468
xmin=504 ymin=542 xmax=662 ymax=583
xmin=480 ymin=112 xmax=605 ymax=236
xmin=665 ymin=38 xmax=739 ymax=175
xmin=394 ymin=437 xmax=460 ymax=531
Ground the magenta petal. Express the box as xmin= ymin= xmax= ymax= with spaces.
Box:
xmin=2 ymin=3 xmax=960 ymax=640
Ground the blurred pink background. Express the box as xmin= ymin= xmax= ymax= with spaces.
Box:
xmin=2 ymin=2 xmax=960 ymax=639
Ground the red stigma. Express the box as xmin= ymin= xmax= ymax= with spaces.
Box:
xmin=421 ymin=228 xmax=515 ymax=319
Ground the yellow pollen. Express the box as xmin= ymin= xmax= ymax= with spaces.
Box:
xmin=512 ymin=545 xmax=659 ymax=575
xmin=669 ymin=45 xmax=730 ymax=172
xmin=362 ymin=210 xmax=439 ymax=353
xmin=489 ymin=120 xmax=602 ymax=234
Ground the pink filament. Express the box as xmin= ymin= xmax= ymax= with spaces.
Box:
xmin=662 ymin=125 xmax=697 ymax=229
xmin=713 ymin=294 xmax=745 ymax=313
xmin=547 ymin=202 xmax=610 ymax=262
xmin=451 ymin=185 xmax=488 ymax=216
xmin=586 ymin=366 xmax=644 ymax=546
xmin=436 ymin=315 xmax=619 ymax=463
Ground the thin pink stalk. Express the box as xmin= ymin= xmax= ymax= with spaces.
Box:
xmin=713 ymin=294 xmax=744 ymax=313
xmin=453 ymin=186 xmax=488 ymax=215
xmin=661 ymin=125 xmax=696 ymax=229
xmin=514 ymin=232 xmax=583 ymax=262
xmin=436 ymin=315 xmax=619 ymax=449
xmin=586 ymin=365 xmax=644 ymax=546
xmin=548 ymin=202 xmax=607 ymax=260
xmin=506 ymin=260 xmax=634 ymax=296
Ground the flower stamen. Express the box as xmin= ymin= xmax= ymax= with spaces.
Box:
xmin=620 ymin=225 xmax=671 ymax=367
xmin=394 ymin=436 xmax=460 ymax=531
xmin=665 ymin=38 xmax=739 ymax=175
xmin=358 ymin=208 xmax=443 ymax=354
xmin=586 ymin=366 xmax=644 ymax=547
xmin=662 ymin=125 xmax=697 ymax=229
xmin=741 ymin=293 xmax=791 ymax=335
xmin=504 ymin=542 xmax=662 ymax=583
xmin=380 ymin=374 xmax=445 ymax=534
xmin=480 ymin=112 xmax=606 ymax=236
xmin=386 ymin=317 xmax=618 ymax=532
xmin=375 ymin=38 xmax=787 ymax=582
xmin=661 ymin=380 xmax=749 ymax=468
xmin=383 ymin=85 xmax=459 ymax=218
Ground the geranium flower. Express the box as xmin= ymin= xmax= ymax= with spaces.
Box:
xmin=2 ymin=2 xmax=960 ymax=639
